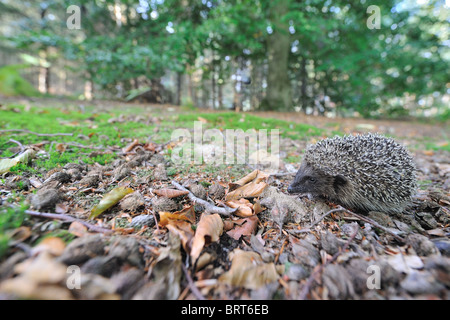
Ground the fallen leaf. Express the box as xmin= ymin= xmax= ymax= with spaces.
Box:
xmin=31 ymin=237 xmax=66 ymax=256
xmin=0 ymin=252 xmax=73 ymax=300
xmin=226 ymin=215 xmax=259 ymax=240
xmin=145 ymin=231 xmax=182 ymax=299
xmin=219 ymin=249 xmax=280 ymax=289
xmin=159 ymin=205 xmax=196 ymax=226
xmin=225 ymin=198 xmax=254 ymax=217
xmin=190 ymin=213 xmax=224 ymax=262
xmin=225 ymin=170 xmax=269 ymax=201
xmin=55 ymin=143 xmax=66 ymax=153
xmin=153 ymin=188 xmax=189 ymax=198
xmin=426 ymin=228 xmax=446 ymax=237
xmin=89 ymin=186 xmax=133 ymax=219
xmin=0 ymin=148 xmax=36 ymax=174
xmin=68 ymin=221 xmax=89 ymax=237
xmin=386 ymin=254 xmax=424 ymax=274
xmin=122 ymin=139 xmax=140 ymax=153
xmin=166 ymin=220 xmax=194 ymax=253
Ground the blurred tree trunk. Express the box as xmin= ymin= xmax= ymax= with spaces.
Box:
xmin=300 ymin=55 xmax=307 ymax=113
xmin=175 ymin=72 xmax=182 ymax=105
xmin=260 ymin=0 xmax=292 ymax=111
xmin=211 ymin=64 xmax=216 ymax=109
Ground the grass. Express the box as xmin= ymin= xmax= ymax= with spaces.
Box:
xmin=173 ymin=112 xmax=324 ymax=140
xmin=0 ymin=205 xmax=25 ymax=259
xmin=0 ymin=104 xmax=157 ymax=172
xmin=1 ymin=104 xmax=326 ymax=176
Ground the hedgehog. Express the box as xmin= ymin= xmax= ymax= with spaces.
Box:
xmin=287 ymin=133 xmax=417 ymax=214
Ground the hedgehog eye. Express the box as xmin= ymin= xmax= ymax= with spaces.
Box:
xmin=308 ymin=177 xmax=316 ymax=182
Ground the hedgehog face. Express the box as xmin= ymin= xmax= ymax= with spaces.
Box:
xmin=288 ymin=162 xmax=346 ymax=197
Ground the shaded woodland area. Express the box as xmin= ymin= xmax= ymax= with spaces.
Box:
xmin=0 ymin=0 xmax=448 ymax=118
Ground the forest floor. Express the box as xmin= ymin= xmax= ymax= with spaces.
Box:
xmin=0 ymin=96 xmax=449 ymax=300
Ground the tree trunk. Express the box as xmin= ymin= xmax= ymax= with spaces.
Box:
xmin=260 ymin=0 xmax=292 ymax=111
xmin=300 ymin=56 xmax=307 ymax=113
xmin=176 ymin=72 xmax=182 ymax=105
xmin=211 ymin=64 xmax=216 ymax=109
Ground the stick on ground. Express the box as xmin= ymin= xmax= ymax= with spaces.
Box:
xmin=172 ymin=181 xmax=237 ymax=217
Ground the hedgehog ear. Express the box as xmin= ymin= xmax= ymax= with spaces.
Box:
xmin=333 ymin=175 xmax=347 ymax=192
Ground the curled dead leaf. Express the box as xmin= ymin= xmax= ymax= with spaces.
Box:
xmin=190 ymin=213 xmax=223 ymax=262
xmin=225 ymin=198 xmax=254 ymax=217
xmin=159 ymin=205 xmax=196 ymax=226
xmin=225 ymin=170 xmax=269 ymax=201
xmin=219 ymin=249 xmax=280 ymax=289
xmin=153 ymin=188 xmax=189 ymax=199
xmin=226 ymin=215 xmax=259 ymax=241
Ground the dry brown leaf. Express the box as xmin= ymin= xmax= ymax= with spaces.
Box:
xmin=225 ymin=170 xmax=269 ymax=201
xmin=13 ymin=252 xmax=68 ymax=284
xmin=68 ymin=221 xmax=89 ymax=237
xmin=55 ymin=143 xmax=66 ymax=153
xmin=122 ymin=139 xmax=140 ymax=153
xmin=190 ymin=213 xmax=224 ymax=262
xmin=159 ymin=205 xmax=196 ymax=226
xmin=153 ymin=188 xmax=189 ymax=198
xmin=219 ymin=249 xmax=280 ymax=289
xmin=225 ymin=198 xmax=254 ymax=217
xmin=253 ymin=200 xmax=266 ymax=214
xmin=226 ymin=215 xmax=259 ymax=240
xmin=31 ymin=237 xmax=66 ymax=256
xmin=166 ymin=220 xmax=194 ymax=253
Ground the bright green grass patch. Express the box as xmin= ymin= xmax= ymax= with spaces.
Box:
xmin=0 ymin=104 xmax=155 ymax=173
xmin=174 ymin=112 xmax=324 ymax=140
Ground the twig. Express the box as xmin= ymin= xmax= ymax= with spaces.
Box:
xmin=298 ymin=226 xmax=359 ymax=300
xmin=337 ymin=206 xmax=405 ymax=242
xmin=295 ymin=205 xmax=405 ymax=243
xmin=8 ymin=139 xmax=25 ymax=152
xmin=1 ymin=139 xmax=25 ymax=159
xmin=0 ymin=129 xmax=73 ymax=137
xmin=181 ymin=263 xmax=205 ymax=300
xmin=171 ymin=181 xmax=237 ymax=217
xmin=8 ymin=205 xmax=113 ymax=234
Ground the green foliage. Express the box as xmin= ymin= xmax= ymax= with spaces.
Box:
xmin=0 ymin=64 xmax=39 ymax=97
xmin=1 ymin=0 xmax=448 ymax=117
xmin=0 ymin=104 xmax=155 ymax=174
xmin=0 ymin=205 xmax=26 ymax=259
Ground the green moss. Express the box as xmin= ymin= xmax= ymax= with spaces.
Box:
xmin=0 ymin=205 xmax=26 ymax=259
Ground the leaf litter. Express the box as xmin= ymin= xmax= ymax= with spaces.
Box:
xmin=0 ymin=129 xmax=449 ymax=301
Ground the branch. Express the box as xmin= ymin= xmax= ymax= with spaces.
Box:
xmin=0 ymin=129 xmax=73 ymax=137
xmin=181 ymin=263 xmax=205 ymax=300
xmin=338 ymin=206 xmax=405 ymax=243
xmin=8 ymin=205 xmax=113 ymax=234
xmin=171 ymin=181 xmax=237 ymax=217
xmin=293 ymin=206 xmax=405 ymax=242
